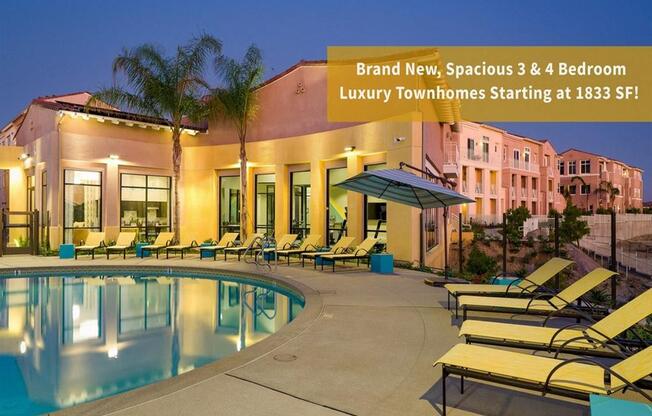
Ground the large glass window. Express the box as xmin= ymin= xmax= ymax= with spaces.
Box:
xmin=41 ymin=170 xmax=47 ymax=224
xmin=219 ymin=176 xmax=240 ymax=237
xmin=568 ymin=161 xmax=577 ymax=175
xmin=62 ymin=279 xmax=101 ymax=344
xmin=120 ymin=174 xmax=171 ymax=242
xmin=255 ymin=174 xmax=275 ymax=236
xmin=327 ymin=167 xmax=348 ymax=245
xmin=364 ymin=163 xmax=387 ymax=242
xmin=63 ymin=170 xmax=102 ymax=244
xmin=581 ymin=160 xmax=591 ymax=174
xmin=119 ymin=281 xmax=171 ymax=334
xmin=27 ymin=175 xmax=35 ymax=212
xmin=290 ymin=171 xmax=311 ymax=238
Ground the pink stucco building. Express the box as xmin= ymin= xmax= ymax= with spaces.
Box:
xmin=559 ymin=148 xmax=644 ymax=212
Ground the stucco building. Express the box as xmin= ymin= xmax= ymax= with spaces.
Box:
xmin=559 ymin=148 xmax=644 ymax=212
xmin=0 ymin=60 xmax=645 ymax=265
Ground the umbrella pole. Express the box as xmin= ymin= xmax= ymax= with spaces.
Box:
xmin=443 ymin=207 xmax=449 ymax=279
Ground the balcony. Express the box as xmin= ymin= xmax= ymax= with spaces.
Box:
xmin=462 ymin=182 xmax=468 ymax=193
xmin=475 ymin=183 xmax=483 ymax=194
xmin=510 ymin=159 xmax=540 ymax=172
xmin=490 ymin=184 xmax=497 ymax=195
xmin=521 ymin=188 xmax=527 ymax=198
xmin=510 ymin=187 xmax=515 ymax=198
xmin=466 ymin=151 xmax=482 ymax=162
xmin=548 ymin=191 xmax=553 ymax=201
xmin=443 ymin=143 xmax=459 ymax=179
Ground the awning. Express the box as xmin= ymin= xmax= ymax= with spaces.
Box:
xmin=335 ymin=169 xmax=473 ymax=209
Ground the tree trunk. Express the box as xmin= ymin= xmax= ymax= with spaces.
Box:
xmin=239 ymin=136 xmax=248 ymax=241
xmin=172 ymin=129 xmax=182 ymax=242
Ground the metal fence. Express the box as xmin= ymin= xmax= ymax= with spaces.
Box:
xmin=579 ymin=214 xmax=652 ymax=277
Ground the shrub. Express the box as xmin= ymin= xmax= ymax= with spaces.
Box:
xmin=559 ymin=202 xmax=590 ymax=246
xmin=466 ymin=245 xmax=498 ymax=278
xmin=625 ymin=207 xmax=641 ymax=214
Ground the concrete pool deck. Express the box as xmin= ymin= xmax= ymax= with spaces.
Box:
xmin=0 ymin=255 xmax=645 ymax=415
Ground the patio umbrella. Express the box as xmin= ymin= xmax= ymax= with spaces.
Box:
xmin=335 ymin=166 xmax=473 ymax=277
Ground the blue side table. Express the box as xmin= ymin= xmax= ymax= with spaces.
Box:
xmin=59 ymin=244 xmax=74 ymax=259
xmin=315 ymin=256 xmax=334 ymax=266
xmin=590 ymin=394 xmax=652 ymax=416
xmin=200 ymin=242 xmax=213 ymax=259
xmin=370 ymin=253 xmax=394 ymax=274
xmin=135 ymin=242 xmax=151 ymax=258
xmin=263 ymin=251 xmax=276 ymax=261
xmin=491 ymin=276 xmax=522 ymax=286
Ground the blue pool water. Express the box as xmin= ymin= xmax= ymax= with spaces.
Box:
xmin=0 ymin=269 xmax=304 ymax=415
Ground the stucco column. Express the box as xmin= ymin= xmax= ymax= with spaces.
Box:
xmin=309 ymin=160 xmax=325 ymax=245
xmin=105 ymin=161 xmax=119 ymax=241
xmin=246 ymin=164 xmax=255 ymax=235
xmin=274 ymin=164 xmax=289 ymax=237
xmin=346 ymin=154 xmax=363 ymax=244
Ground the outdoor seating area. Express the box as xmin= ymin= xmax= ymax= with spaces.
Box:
xmin=434 ymin=262 xmax=652 ymax=415
xmin=66 ymin=230 xmax=389 ymax=273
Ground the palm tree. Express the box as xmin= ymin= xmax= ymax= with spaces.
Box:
xmin=211 ymin=45 xmax=264 ymax=240
xmin=570 ymin=175 xmax=589 ymax=211
xmin=594 ymin=180 xmax=620 ymax=211
xmin=92 ymin=35 xmax=222 ymax=241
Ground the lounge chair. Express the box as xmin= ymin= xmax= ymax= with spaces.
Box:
xmin=74 ymin=232 xmax=106 ymax=259
xmin=261 ymin=234 xmax=299 ymax=254
xmin=444 ymin=257 xmax=574 ymax=311
xmin=459 ymin=288 xmax=652 ymax=358
xmin=319 ymin=237 xmax=378 ymax=272
xmin=105 ymin=232 xmax=137 ymax=259
xmin=301 ymin=236 xmax=356 ymax=268
xmin=140 ymin=232 xmax=175 ymax=258
xmin=223 ymin=233 xmax=264 ymax=261
xmin=166 ymin=239 xmax=200 ymax=259
xmin=434 ymin=343 xmax=652 ymax=416
xmin=457 ymin=268 xmax=617 ymax=321
xmin=276 ymin=234 xmax=322 ymax=265
xmin=198 ymin=233 xmax=239 ymax=260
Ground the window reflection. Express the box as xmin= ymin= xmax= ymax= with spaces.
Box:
xmin=119 ymin=281 xmax=170 ymax=334
xmin=62 ymin=279 xmax=101 ymax=344
xmin=217 ymin=281 xmax=240 ymax=330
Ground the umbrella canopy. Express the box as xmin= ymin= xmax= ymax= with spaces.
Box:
xmin=335 ymin=169 xmax=473 ymax=209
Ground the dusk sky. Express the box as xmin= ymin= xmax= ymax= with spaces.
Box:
xmin=1 ymin=0 xmax=650 ymax=197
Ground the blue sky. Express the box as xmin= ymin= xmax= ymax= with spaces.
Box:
xmin=0 ymin=0 xmax=650 ymax=197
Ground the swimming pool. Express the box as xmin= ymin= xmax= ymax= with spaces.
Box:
xmin=0 ymin=268 xmax=304 ymax=415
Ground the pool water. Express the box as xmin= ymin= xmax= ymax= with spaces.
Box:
xmin=0 ymin=270 xmax=304 ymax=415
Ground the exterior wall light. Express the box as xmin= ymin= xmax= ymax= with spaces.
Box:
xmin=344 ymin=146 xmax=356 ymax=152
xmin=19 ymin=153 xmax=30 ymax=161
xmin=109 ymin=154 xmax=120 ymax=160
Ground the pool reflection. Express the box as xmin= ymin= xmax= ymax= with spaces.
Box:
xmin=0 ymin=275 xmax=302 ymax=414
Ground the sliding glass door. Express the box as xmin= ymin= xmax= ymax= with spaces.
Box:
xmin=255 ymin=174 xmax=275 ymax=236
xmin=290 ymin=171 xmax=310 ymax=239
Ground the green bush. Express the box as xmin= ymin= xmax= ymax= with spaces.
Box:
xmin=466 ymin=245 xmax=498 ymax=278
xmin=559 ymin=203 xmax=590 ymax=246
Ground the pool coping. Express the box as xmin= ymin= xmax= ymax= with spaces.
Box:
xmin=4 ymin=265 xmax=323 ymax=416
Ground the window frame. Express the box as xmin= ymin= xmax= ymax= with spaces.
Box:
xmin=119 ymin=173 xmax=172 ymax=242
xmin=62 ymin=169 xmax=103 ymax=243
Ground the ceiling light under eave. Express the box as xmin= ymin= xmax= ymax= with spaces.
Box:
xmin=19 ymin=153 xmax=30 ymax=161
xmin=109 ymin=154 xmax=119 ymax=160
xmin=344 ymin=146 xmax=356 ymax=152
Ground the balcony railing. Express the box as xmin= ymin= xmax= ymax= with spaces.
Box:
xmin=490 ymin=184 xmax=497 ymax=195
xmin=510 ymin=159 xmax=540 ymax=172
xmin=475 ymin=183 xmax=483 ymax=194
xmin=466 ymin=151 xmax=482 ymax=161
xmin=462 ymin=182 xmax=468 ymax=193
xmin=510 ymin=187 xmax=515 ymax=198
xmin=521 ymin=188 xmax=527 ymax=198
xmin=444 ymin=143 xmax=459 ymax=165
xmin=548 ymin=191 xmax=553 ymax=201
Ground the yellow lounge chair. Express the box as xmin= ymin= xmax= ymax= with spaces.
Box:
xmin=301 ymin=236 xmax=356 ymax=268
xmin=140 ymin=232 xmax=175 ymax=258
xmin=457 ymin=268 xmax=617 ymax=321
xmin=434 ymin=343 xmax=652 ymax=416
xmin=166 ymin=239 xmax=200 ymax=259
xmin=277 ymin=234 xmax=322 ymax=265
xmin=460 ymin=288 xmax=652 ymax=358
xmin=261 ymin=234 xmax=299 ymax=253
xmin=319 ymin=237 xmax=378 ymax=272
xmin=445 ymin=257 xmax=574 ymax=311
xmin=223 ymin=233 xmax=264 ymax=261
xmin=198 ymin=233 xmax=239 ymax=260
xmin=75 ymin=232 xmax=106 ymax=259
xmin=105 ymin=232 xmax=137 ymax=259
